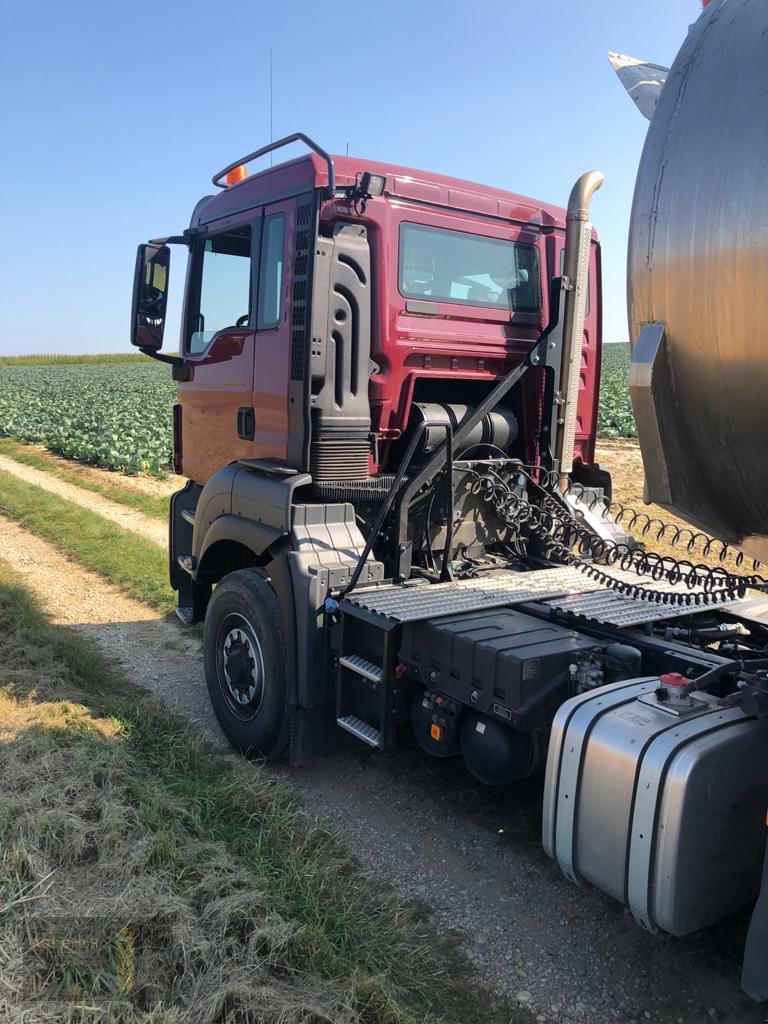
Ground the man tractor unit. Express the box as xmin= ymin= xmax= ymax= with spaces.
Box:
xmin=131 ymin=0 xmax=767 ymax=995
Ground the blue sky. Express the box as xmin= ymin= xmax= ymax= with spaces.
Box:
xmin=0 ymin=0 xmax=697 ymax=355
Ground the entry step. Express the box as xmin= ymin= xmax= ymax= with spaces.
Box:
xmin=177 ymin=554 xmax=196 ymax=575
xmin=337 ymin=715 xmax=381 ymax=748
xmin=339 ymin=654 xmax=383 ymax=684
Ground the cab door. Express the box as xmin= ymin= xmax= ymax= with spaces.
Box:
xmin=178 ymin=218 xmax=260 ymax=483
xmin=251 ymin=205 xmax=289 ymax=461
xmin=251 ymin=194 xmax=313 ymax=468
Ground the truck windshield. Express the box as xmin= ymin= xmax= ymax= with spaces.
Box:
xmin=399 ymin=223 xmax=540 ymax=312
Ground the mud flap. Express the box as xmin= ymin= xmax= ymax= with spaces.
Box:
xmin=290 ymin=703 xmax=340 ymax=766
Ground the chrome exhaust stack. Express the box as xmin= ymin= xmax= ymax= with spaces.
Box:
xmin=555 ymin=170 xmax=604 ymax=480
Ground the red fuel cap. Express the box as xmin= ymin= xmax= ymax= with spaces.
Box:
xmin=659 ymin=672 xmax=691 ymax=688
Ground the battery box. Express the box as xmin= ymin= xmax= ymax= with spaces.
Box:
xmin=399 ymin=608 xmax=595 ymax=729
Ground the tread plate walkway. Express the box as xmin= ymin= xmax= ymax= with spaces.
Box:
xmin=343 ymin=565 xmax=754 ymax=627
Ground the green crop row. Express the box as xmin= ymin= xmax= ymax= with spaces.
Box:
xmin=0 ymin=344 xmax=636 ymax=478
xmin=0 ymin=352 xmax=148 ymax=366
xmin=598 ymin=343 xmax=635 ymax=437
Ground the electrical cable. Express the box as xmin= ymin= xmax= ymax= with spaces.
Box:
xmin=465 ymin=463 xmax=768 ymax=606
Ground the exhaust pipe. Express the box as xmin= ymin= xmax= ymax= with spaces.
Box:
xmin=555 ymin=170 xmax=604 ymax=479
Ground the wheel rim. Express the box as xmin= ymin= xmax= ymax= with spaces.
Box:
xmin=216 ymin=613 xmax=266 ymax=721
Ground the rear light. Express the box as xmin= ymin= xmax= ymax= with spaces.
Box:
xmin=172 ymin=403 xmax=183 ymax=475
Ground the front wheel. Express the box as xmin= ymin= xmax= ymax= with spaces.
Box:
xmin=203 ymin=568 xmax=289 ymax=759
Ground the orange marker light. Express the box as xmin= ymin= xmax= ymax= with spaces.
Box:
xmin=225 ymin=164 xmax=248 ymax=186
xmin=430 ymin=723 xmax=443 ymax=742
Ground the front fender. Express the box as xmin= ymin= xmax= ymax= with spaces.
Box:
xmin=195 ymin=515 xmax=284 ymax=578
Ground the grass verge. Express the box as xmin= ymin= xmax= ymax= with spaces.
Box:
xmin=0 ymin=561 xmax=525 ymax=1023
xmin=0 ymin=438 xmax=169 ymax=520
xmin=0 ymin=468 xmax=173 ymax=612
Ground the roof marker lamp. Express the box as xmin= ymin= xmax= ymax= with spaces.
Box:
xmin=225 ymin=164 xmax=248 ymax=186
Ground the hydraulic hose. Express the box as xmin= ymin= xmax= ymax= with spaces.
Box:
xmin=692 ymin=659 xmax=768 ymax=692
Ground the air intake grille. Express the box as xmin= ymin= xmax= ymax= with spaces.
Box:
xmin=310 ymin=438 xmax=370 ymax=482
xmin=290 ymin=202 xmax=313 ymax=381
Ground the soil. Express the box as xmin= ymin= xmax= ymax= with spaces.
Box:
xmin=0 ymin=496 xmax=763 ymax=1024
xmin=594 ymin=440 xmax=757 ymax=577
xmin=594 ymin=439 xmax=648 ymax=505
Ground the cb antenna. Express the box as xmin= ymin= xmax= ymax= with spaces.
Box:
xmin=269 ymin=46 xmax=274 ymax=165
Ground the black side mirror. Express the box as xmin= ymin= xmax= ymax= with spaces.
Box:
xmin=131 ymin=243 xmax=170 ymax=350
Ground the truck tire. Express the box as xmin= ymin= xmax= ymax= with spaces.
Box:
xmin=203 ymin=568 xmax=289 ymax=760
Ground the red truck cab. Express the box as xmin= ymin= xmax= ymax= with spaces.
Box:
xmin=174 ymin=150 xmax=602 ymax=485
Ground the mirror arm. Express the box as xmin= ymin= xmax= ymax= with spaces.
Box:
xmin=147 ymin=228 xmax=206 ymax=246
xmin=148 ymin=235 xmax=191 ymax=246
xmin=139 ymin=348 xmax=183 ymax=366
xmin=139 ymin=347 xmax=190 ymax=381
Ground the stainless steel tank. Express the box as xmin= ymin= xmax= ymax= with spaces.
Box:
xmin=628 ymin=0 xmax=768 ymax=564
xmin=543 ymin=677 xmax=768 ymax=937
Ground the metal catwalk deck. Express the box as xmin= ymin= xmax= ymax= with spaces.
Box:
xmin=344 ymin=565 xmax=754 ymax=628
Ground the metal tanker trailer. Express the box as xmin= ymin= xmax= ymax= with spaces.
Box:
xmin=544 ymin=0 xmax=768 ymax=1002
xmin=627 ymin=0 xmax=768 ymax=996
xmin=628 ymin=0 xmax=768 ymax=565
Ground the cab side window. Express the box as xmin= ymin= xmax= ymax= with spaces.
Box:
xmin=188 ymin=225 xmax=252 ymax=354
xmin=257 ymin=214 xmax=285 ymax=329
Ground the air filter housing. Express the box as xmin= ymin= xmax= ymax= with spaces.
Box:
xmin=309 ymin=223 xmax=372 ymax=481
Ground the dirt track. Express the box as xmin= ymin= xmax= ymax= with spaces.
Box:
xmin=0 ymin=446 xmax=764 ymax=1024
xmin=0 ymin=453 xmax=167 ymax=548
xmin=0 ymin=514 xmax=214 ymax=739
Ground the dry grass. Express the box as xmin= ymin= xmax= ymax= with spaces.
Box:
xmin=0 ymin=562 xmax=525 ymax=1024
xmin=0 ymin=699 xmax=384 ymax=1023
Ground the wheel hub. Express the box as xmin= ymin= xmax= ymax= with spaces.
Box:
xmin=221 ymin=622 xmax=264 ymax=709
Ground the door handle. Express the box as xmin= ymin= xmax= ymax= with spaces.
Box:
xmin=237 ymin=406 xmax=255 ymax=440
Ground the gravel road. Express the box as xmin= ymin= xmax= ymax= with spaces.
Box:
xmin=1 ymin=511 xmax=763 ymax=1024
xmin=0 ymin=454 xmax=167 ymax=548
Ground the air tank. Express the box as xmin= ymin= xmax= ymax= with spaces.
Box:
xmin=627 ymin=0 xmax=768 ymax=564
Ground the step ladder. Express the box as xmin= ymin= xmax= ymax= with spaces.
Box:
xmin=335 ymin=602 xmax=398 ymax=751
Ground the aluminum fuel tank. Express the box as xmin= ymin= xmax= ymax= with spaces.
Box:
xmin=627 ymin=0 xmax=768 ymax=564
xmin=543 ymin=678 xmax=768 ymax=936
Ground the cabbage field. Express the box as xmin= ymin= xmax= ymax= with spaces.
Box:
xmin=0 ymin=345 xmax=635 ymax=477
xmin=0 ymin=360 xmax=176 ymax=475
xmin=597 ymin=343 xmax=635 ymax=437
